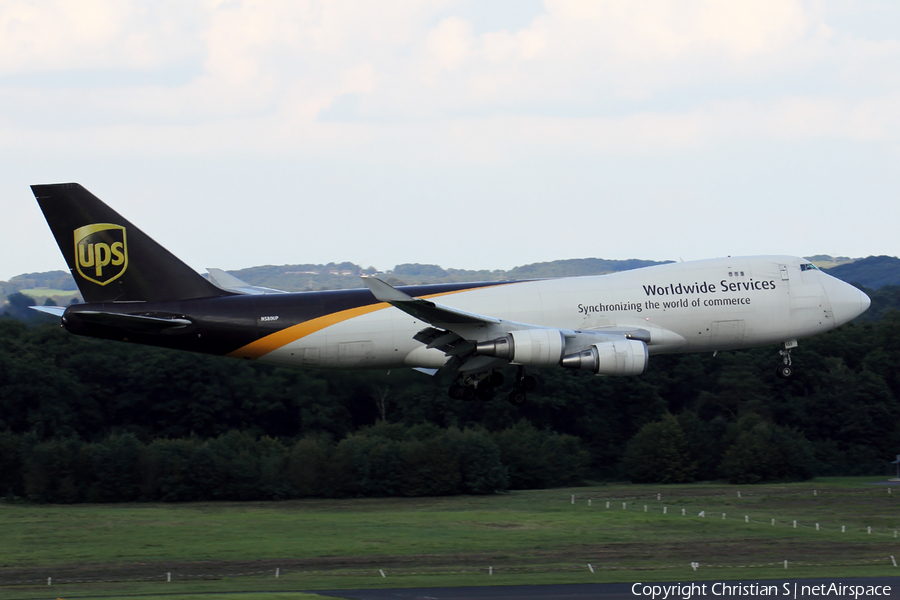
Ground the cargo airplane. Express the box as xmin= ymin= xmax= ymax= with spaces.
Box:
xmin=31 ymin=183 xmax=871 ymax=404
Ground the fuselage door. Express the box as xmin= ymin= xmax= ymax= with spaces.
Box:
xmin=780 ymin=264 xmax=789 ymax=281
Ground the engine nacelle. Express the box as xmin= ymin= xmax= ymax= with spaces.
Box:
xmin=475 ymin=329 xmax=566 ymax=366
xmin=560 ymin=339 xmax=648 ymax=376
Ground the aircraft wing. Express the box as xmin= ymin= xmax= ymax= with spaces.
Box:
xmin=363 ymin=277 xmax=512 ymax=371
xmin=362 ymin=277 xmax=654 ymax=374
xmin=362 ymin=276 xmax=500 ymax=326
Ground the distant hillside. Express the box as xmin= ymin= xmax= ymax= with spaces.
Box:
xmin=0 ymin=270 xmax=80 ymax=306
xmin=227 ymin=262 xmax=376 ymax=292
xmin=506 ymin=258 xmax=668 ymax=279
xmin=5 ymin=255 xmax=899 ymax=310
xmin=805 ymin=255 xmax=855 ymax=269
xmin=1 ymin=257 xmax=670 ymax=306
xmin=226 ymin=258 xmax=671 ymax=291
xmin=823 ymin=256 xmax=900 ymax=289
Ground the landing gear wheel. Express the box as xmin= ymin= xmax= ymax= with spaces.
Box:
xmin=449 ymin=370 xmax=502 ymax=400
xmin=776 ymin=342 xmax=796 ymax=380
xmin=776 ymin=364 xmax=793 ymax=379
xmin=507 ymin=390 xmax=527 ymax=405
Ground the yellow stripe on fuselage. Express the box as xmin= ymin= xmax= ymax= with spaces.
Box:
xmin=226 ymin=285 xmax=508 ymax=360
xmin=227 ymin=301 xmax=391 ymax=360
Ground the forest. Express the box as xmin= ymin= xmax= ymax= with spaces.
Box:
xmin=1 ymin=280 xmax=900 ymax=503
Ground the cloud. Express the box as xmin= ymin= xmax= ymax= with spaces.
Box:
xmin=0 ymin=1 xmax=205 ymax=74
xmin=0 ymin=0 xmax=898 ymax=160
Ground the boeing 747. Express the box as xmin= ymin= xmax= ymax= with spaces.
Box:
xmin=30 ymin=183 xmax=871 ymax=404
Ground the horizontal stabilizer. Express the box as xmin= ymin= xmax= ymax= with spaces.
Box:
xmin=28 ymin=305 xmax=66 ymax=317
xmin=207 ymin=268 xmax=287 ymax=295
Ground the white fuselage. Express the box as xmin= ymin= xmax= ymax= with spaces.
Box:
xmin=254 ymin=256 xmax=869 ymax=371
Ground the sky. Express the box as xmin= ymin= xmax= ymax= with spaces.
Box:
xmin=2 ymin=0 xmax=899 ymax=282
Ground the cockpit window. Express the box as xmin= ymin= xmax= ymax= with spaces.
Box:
xmin=800 ymin=263 xmax=819 ymax=271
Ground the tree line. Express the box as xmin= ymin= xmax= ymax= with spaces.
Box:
xmin=1 ymin=289 xmax=900 ymax=502
xmin=0 ymin=422 xmax=587 ymax=503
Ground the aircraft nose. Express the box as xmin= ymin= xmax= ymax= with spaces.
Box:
xmin=824 ymin=276 xmax=870 ymax=326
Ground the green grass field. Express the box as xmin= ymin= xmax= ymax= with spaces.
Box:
xmin=2 ymin=478 xmax=898 ymax=599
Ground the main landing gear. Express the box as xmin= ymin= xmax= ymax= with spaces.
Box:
xmin=507 ymin=366 xmax=537 ymax=405
xmin=448 ymin=370 xmax=505 ymax=401
xmin=448 ymin=366 xmax=536 ymax=405
xmin=776 ymin=340 xmax=798 ymax=379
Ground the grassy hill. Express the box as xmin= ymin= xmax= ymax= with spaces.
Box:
xmin=0 ymin=270 xmax=81 ymax=307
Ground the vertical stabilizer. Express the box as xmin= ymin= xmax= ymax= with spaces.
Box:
xmin=32 ymin=183 xmax=229 ymax=303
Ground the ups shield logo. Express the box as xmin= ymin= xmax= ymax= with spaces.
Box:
xmin=74 ymin=223 xmax=128 ymax=286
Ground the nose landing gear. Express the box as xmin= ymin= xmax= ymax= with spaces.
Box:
xmin=776 ymin=340 xmax=797 ymax=379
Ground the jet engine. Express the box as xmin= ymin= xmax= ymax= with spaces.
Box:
xmin=475 ymin=329 xmax=566 ymax=366
xmin=560 ymin=339 xmax=648 ymax=376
